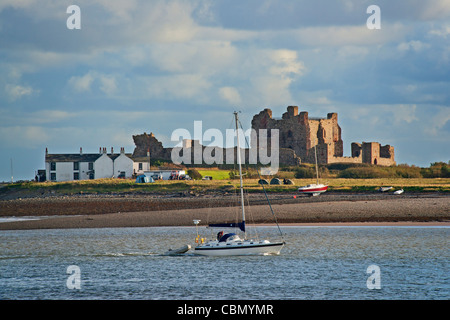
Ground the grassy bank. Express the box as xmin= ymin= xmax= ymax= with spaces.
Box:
xmin=1 ymin=176 xmax=449 ymax=198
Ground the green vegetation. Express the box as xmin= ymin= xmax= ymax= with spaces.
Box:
xmin=292 ymin=162 xmax=449 ymax=179
xmin=421 ymin=162 xmax=450 ymax=178
xmin=294 ymin=166 xmax=315 ymax=179
xmin=196 ymin=169 xmax=230 ymax=180
xmin=187 ymin=169 xmax=203 ymax=180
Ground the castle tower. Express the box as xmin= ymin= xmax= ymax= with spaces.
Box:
xmin=251 ymin=106 xmax=343 ymax=164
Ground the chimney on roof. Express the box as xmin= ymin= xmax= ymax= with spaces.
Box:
xmin=45 ymin=147 xmax=48 ymax=156
xmin=80 ymin=147 xmax=83 ymax=155
xmin=120 ymin=147 xmax=125 ymax=154
xmin=111 ymin=147 xmax=114 ymax=154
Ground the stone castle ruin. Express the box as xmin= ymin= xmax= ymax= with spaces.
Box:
xmin=252 ymin=106 xmax=395 ymax=166
xmin=132 ymin=106 xmax=395 ymax=167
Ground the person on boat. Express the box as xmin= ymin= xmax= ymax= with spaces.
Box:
xmin=218 ymin=233 xmax=238 ymax=242
xmin=217 ymin=231 xmax=224 ymax=241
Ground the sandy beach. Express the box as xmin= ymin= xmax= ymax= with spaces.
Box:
xmin=0 ymin=192 xmax=448 ymax=230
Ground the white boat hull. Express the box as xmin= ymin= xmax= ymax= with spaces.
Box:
xmin=298 ymin=184 xmax=328 ymax=196
xmin=194 ymin=240 xmax=284 ymax=256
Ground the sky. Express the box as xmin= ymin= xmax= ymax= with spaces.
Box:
xmin=0 ymin=0 xmax=449 ymax=181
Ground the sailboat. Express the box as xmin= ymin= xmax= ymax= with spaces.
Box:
xmin=298 ymin=144 xmax=328 ymax=196
xmin=193 ymin=112 xmax=285 ymax=256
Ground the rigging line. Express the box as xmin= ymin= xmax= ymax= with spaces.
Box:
xmin=237 ymin=117 xmax=284 ymax=240
xmin=243 ymin=185 xmax=260 ymax=241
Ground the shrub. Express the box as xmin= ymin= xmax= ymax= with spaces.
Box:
xmin=393 ymin=166 xmax=422 ymax=178
xmin=338 ymin=167 xmax=390 ymax=179
xmin=326 ymin=163 xmax=370 ymax=171
xmin=421 ymin=162 xmax=450 ymax=178
xmin=294 ymin=167 xmax=315 ymax=178
xmin=187 ymin=169 xmax=202 ymax=180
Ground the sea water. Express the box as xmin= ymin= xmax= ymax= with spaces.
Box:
xmin=0 ymin=226 xmax=448 ymax=300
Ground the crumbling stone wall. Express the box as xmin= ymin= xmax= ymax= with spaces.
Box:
xmin=361 ymin=142 xmax=395 ymax=166
xmin=132 ymin=132 xmax=171 ymax=160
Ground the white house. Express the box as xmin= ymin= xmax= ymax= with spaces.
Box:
xmin=113 ymin=149 xmax=134 ymax=178
xmin=131 ymin=156 xmax=151 ymax=176
xmin=45 ymin=147 xmax=134 ymax=182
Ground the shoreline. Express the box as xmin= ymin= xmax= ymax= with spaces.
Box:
xmin=0 ymin=193 xmax=448 ymax=230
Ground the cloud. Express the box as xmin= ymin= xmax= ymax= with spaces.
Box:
xmin=0 ymin=109 xmax=75 ymax=135
xmin=418 ymin=0 xmax=450 ymax=20
xmin=269 ymin=49 xmax=305 ymax=78
xmin=145 ymin=73 xmax=212 ymax=102
xmin=337 ymin=46 xmax=370 ymax=59
xmin=424 ymin=106 xmax=450 ymax=136
xmin=397 ymin=40 xmax=430 ymax=52
xmin=388 ymin=104 xmax=418 ymax=124
xmin=0 ymin=126 xmax=50 ymax=148
xmin=428 ymin=24 xmax=450 ymax=37
xmin=99 ymin=74 xmax=117 ymax=95
xmin=294 ymin=23 xmax=407 ymax=47
xmin=0 ymin=0 xmax=39 ymax=12
xmin=68 ymin=72 xmax=95 ymax=92
xmin=219 ymin=87 xmax=242 ymax=105
xmin=67 ymin=71 xmax=117 ymax=95
xmin=94 ymin=0 xmax=139 ymax=22
xmin=4 ymin=84 xmax=38 ymax=101
xmin=148 ymin=41 xmax=239 ymax=74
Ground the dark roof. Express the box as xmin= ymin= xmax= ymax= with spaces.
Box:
xmin=45 ymin=153 xmax=132 ymax=163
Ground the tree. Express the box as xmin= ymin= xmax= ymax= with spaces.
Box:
xmin=187 ymin=169 xmax=202 ymax=180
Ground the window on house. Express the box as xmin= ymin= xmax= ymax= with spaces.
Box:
xmin=51 ymin=173 xmax=56 ymax=181
xmin=74 ymin=172 xmax=79 ymax=180
xmin=88 ymin=162 xmax=94 ymax=170
xmin=50 ymin=162 xmax=56 ymax=171
xmin=74 ymin=162 xmax=79 ymax=171
xmin=138 ymin=163 xmax=143 ymax=170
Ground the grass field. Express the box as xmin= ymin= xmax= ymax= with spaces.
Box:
xmin=197 ymin=169 xmax=231 ymax=180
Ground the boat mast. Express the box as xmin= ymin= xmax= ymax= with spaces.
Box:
xmin=314 ymin=144 xmax=319 ymax=185
xmin=234 ymin=112 xmax=246 ymax=238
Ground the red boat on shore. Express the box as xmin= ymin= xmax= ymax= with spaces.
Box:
xmin=298 ymin=183 xmax=328 ymax=196
xmin=298 ymin=145 xmax=328 ymax=196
